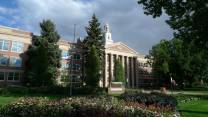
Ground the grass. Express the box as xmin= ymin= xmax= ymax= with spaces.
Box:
xmin=178 ymin=100 xmax=208 ymax=117
xmin=0 ymin=96 xmax=20 ymax=106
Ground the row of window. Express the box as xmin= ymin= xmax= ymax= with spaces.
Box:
xmin=0 ymin=72 xmax=21 ymax=81
xmin=61 ymin=62 xmax=81 ymax=71
xmin=138 ymin=62 xmax=149 ymax=67
xmin=0 ymin=56 xmax=22 ymax=67
xmin=0 ymin=39 xmax=24 ymax=53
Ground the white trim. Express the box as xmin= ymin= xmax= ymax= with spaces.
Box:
xmin=11 ymin=41 xmax=24 ymax=53
xmin=0 ymin=39 xmax=10 ymax=51
xmin=9 ymin=56 xmax=22 ymax=67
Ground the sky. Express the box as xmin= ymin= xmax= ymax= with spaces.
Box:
xmin=0 ymin=0 xmax=173 ymax=54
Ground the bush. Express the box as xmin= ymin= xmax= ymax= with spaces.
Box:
xmin=0 ymin=86 xmax=29 ymax=95
xmin=0 ymin=96 xmax=157 ymax=117
xmin=121 ymin=91 xmax=177 ymax=111
xmin=0 ymin=85 xmax=108 ymax=96
xmin=72 ymin=86 xmax=107 ymax=95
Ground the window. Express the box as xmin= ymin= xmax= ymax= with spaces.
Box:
xmin=0 ymin=72 xmax=4 ymax=81
xmin=9 ymin=57 xmax=22 ymax=67
xmin=0 ymin=56 xmax=8 ymax=66
xmin=72 ymin=64 xmax=80 ymax=71
xmin=74 ymin=54 xmax=80 ymax=60
xmin=61 ymin=50 xmax=69 ymax=59
xmin=7 ymin=72 xmax=20 ymax=81
xmin=0 ymin=39 xmax=9 ymax=51
xmin=61 ymin=62 xmax=69 ymax=70
xmin=11 ymin=41 xmax=24 ymax=53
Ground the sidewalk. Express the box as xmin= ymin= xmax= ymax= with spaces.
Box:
xmin=142 ymin=90 xmax=208 ymax=95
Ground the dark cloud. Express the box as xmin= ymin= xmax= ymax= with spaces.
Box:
xmin=15 ymin=0 xmax=173 ymax=54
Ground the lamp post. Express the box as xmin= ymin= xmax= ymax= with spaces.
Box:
xmin=170 ymin=76 xmax=173 ymax=95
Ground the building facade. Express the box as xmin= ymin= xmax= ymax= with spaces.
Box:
xmin=0 ymin=26 xmax=32 ymax=86
xmin=0 ymin=24 xmax=153 ymax=88
xmin=101 ymin=24 xmax=153 ymax=88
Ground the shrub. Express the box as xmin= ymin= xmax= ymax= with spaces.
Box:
xmin=0 ymin=86 xmax=29 ymax=95
xmin=72 ymin=86 xmax=107 ymax=95
xmin=0 ymin=96 xmax=157 ymax=117
xmin=121 ymin=91 xmax=177 ymax=111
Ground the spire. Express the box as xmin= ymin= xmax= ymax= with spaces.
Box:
xmin=103 ymin=23 xmax=113 ymax=44
xmin=104 ymin=23 xmax=110 ymax=33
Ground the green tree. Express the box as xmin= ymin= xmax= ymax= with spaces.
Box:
xmin=114 ymin=59 xmax=125 ymax=82
xmin=83 ymin=14 xmax=104 ymax=59
xmin=82 ymin=14 xmax=104 ymax=83
xmin=26 ymin=20 xmax=61 ymax=86
xmin=149 ymin=38 xmax=206 ymax=87
xmin=138 ymin=0 xmax=208 ymax=86
xmin=85 ymin=46 xmax=101 ymax=87
xmin=148 ymin=39 xmax=171 ymax=84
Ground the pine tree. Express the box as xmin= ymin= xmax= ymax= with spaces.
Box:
xmin=83 ymin=14 xmax=104 ymax=59
xmin=26 ymin=20 xmax=61 ymax=86
xmin=114 ymin=59 xmax=125 ymax=82
xmin=85 ymin=46 xmax=101 ymax=87
xmin=82 ymin=14 xmax=104 ymax=83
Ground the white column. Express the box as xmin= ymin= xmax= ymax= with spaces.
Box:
xmin=131 ymin=57 xmax=135 ymax=88
xmin=104 ymin=53 xmax=108 ymax=87
xmin=110 ymin=54 xmax=113 ymax=84
xmin=122 ymin=56 xmax=125 ymax=67
xmin=126 ymin=57 xmax=130 ymax=88
xmin=135 ymin=58 xmax=138 ymax=88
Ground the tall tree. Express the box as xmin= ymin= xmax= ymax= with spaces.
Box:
xmin=26 ymin=20 xmax=61 ymax=86
xmin=114 ymin=59 xmax=125 ymax=82
xmin=85 ymin=46 xmax=101 ymax=87
xmin=83 ymin=14 xmax=104 ymax=59
xmin=148 ymin=38 xmax=206 ymax=87
xmin=82 ymin=14 xmax=104 ymax=82
xmin=138 ymin=0 xmax=208 ymax=86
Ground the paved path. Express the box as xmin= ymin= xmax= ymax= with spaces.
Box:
xmin=141 ymin=90 xmax=208 ymax=95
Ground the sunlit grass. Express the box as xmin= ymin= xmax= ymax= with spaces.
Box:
xmin=179 ymin=100 xmax=208 ymax=117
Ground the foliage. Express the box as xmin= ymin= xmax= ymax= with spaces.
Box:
xmin=121 ymin=91 xmax=177 ymax=111
xmin=137 ymin=0 xmax=208 ymax=49
xmin=114 ymin=59 xmax=125 ymax=82
xmin=0 ymin=86 xmax=29 ymax=95
xmin=85 ymin=46 xmax=101 ymax=88
xmin=82 ymin=14 xmax=104 ymax=84
xmin=0 ymin=96 xmax=157 ymax=117
xmin=138 ymin=0 xmax=208 ymax=87
xmin=72 ymin=86 xmax=107 ymax=95
xmin=83 ymin=14 xmax=104 ymax=61
xmin=148 ymin=38 xmax=207 ymax=87
xmin=26 ymin=20 xmax=61 ymax=86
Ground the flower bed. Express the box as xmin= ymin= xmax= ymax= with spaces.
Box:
xmin=0 ymin=96 xmax=157 ymax=117
xmin=121 ymin=91 xmax=177 ymax=113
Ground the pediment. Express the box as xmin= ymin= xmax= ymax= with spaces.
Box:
xmin=105 ymin=42 xmax=138 ymax=54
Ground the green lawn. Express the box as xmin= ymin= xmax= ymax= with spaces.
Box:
xmin=0 ymin=96 xmax=20 ymax=106
xmin=179 ymin=100 xmax=208 ymax=117
xmin=0 ymin=94 xmax=63 ymax=107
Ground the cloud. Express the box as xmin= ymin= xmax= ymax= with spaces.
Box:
xmin=0 ymin=6 xmax=19 ymax=27
xmin=0 ymin=6 xmax=17 ymax=14
xmin=15 ymin=0 xmax=173 ymax=54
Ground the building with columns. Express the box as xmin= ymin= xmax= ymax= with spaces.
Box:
xmin=0 ymin=24 xmax=154 ymax=88
xmin=101 ymin=24 xmax=152 ymax=88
